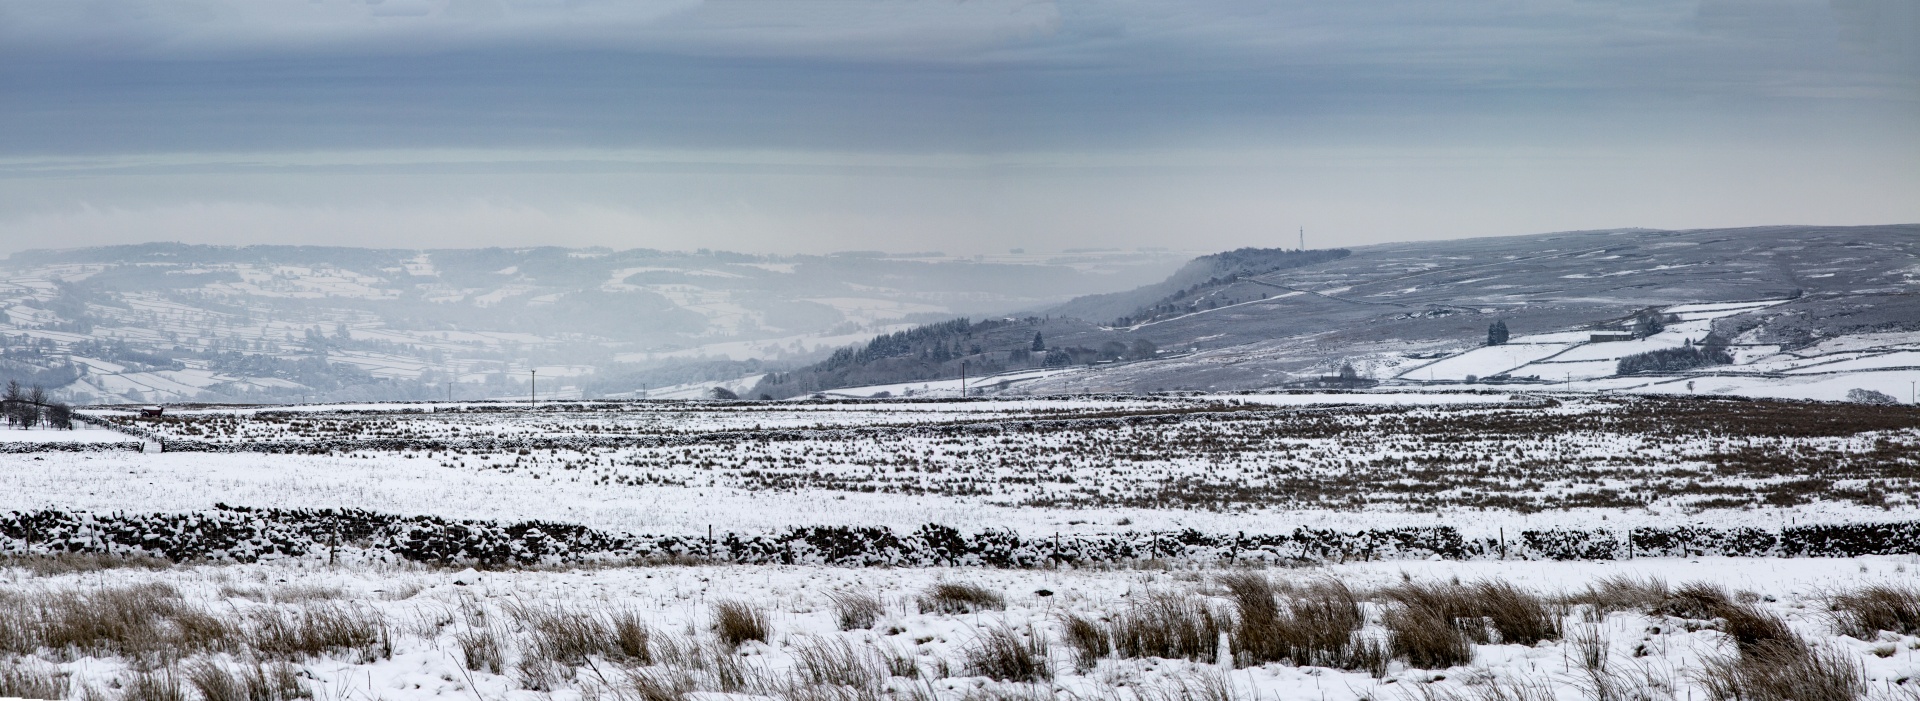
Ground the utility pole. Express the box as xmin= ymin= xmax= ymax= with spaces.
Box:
xmin=529 ymin=369 xmax=537 ymax=407
xmin=1299 ymin=226 xmax=1304 ymax=251
xmin=446 ymin=381 xmax=453 ymax=403
xmin=960 ymin=360 xmax=968 ymax=397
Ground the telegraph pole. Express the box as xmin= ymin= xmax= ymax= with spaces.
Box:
xmin=529 ymin=369 xmax=537 ymax=407
xmin=960 ymin=360 xmax=968 ymax=397
xmin=1299 ymin=226 xmax=1304 ymax=251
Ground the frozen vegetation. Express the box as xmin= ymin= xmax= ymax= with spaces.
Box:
xmin=0 ymin=554 xmax=1918 ymax=700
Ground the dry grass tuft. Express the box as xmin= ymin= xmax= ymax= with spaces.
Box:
xmin=919 ymin=583 xmax=1006 ymax=615
xmin=249 ymin=603 xmax=390 ymax=663
xmin=713 ymin=600 xmax=771 ymax=649
xmin=0 ymin=583 xmax=235 ymax=662
xmin=1109 ymin=593 xmax=1223 ymax=663
xmin=1568 ymin=575 xmax=1671 ymax=615
xmin=123 ymin=670 xmax=188 ymax=701
xmin=1660 ymin=581 xmax=1731 ymax=620
xmin=1222 ymin=575 xmax=1380 ymax=670
xmin=1378 ymin=578 xmax=1557 ymax=669
xmin=1134 ymin=670 xmax=1247 ymax=701
xmin=789 ymin=636 xmax=886 ymax=692
xmin=830 ymin=591 xmax=885 ymax=631
xmin=1696 ymin=640 xmax=1865 ymax=701
xmin=1716 ymin=603 xmax=1799 ymax=656
xmin=456 ymin=625 xmax=505 ymax=674
xmin=626 ymin=667 xmax=697 ymax=701
xmin=508 ymin=601 xmax=651 ymax=666
xmin=185 ymin=660 xmax=311 ymax=701
xmin=1829 ymin=584 xmax=1920 ymax=639
xmin=965 ymin=625 xmax=1051 ymax=683
xmin=1385 ymin=605 xmax=1473 ymax=670
xmin=0 ymin=659 xmax=69 ymax=700
xmin=1058 ymin=612 xmax=1110 ymax=672
xmin=1470 ymin=581 xmax=1560 ymax=646
xmin=218 ymin=585 xmax=343 ymax=604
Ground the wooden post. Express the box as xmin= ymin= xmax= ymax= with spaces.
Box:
xmin=1499 ymin=528 xmax=1506 ymax=560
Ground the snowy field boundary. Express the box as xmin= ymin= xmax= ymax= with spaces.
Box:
xmin=5 ymin=506 xmax=1919 ymax=567
xmin=134 ymin=406 xmax=1309 ymax=453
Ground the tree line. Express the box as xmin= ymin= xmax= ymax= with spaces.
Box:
xmin=2 ymin=380 xmax=74 ymax=430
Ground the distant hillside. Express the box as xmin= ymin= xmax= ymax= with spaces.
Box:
xmin=759 ymin=224 xmax=1920 ymax=398
xmin=753 ymin=247 xmax=1354 ymax=397
xmin=0 ymin=244 xmax=1184 ymax=403
xmin=1046 ymin=247 xmax=1350 ymax=325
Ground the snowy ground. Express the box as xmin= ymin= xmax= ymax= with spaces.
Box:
xmin=17 ymin=395 xmax=1917 ymax=539
xmin=0 ymin=423 xmax=133 ymax=444
xmin=1 ymin=556 xmax=1917 ymax=701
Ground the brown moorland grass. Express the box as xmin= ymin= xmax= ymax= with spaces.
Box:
xmin=1058 ymin=612 xmax=1110 ymax=672
xmin=712 ymin=600 xmax=771 ymax=649
xmin=0 ymin=660 xmax=68 ymax=700
xmin=1829 ymin=584 xmax=1920 ymax=639
xmin=185 ymin=660 xmax=311 ymax=701
xmin=1109 ymin=593 xmax=1224 ymax=663
xmin=507 ymin=601 xmax=651 ymax=666
xmin=0 ymin=583 xmax=235 ymax=662
xmin=918 ymin=582 xmax=1006 ymax=615
xmin=1696 ymin=640 xmax=1865 ymax=701
xmin=1219 ymin=574 xmax=1381 ymax=671
xmin=248 ymin=603 xmax=390 ymax=663
xmin=829 ymin=591 xmax=885 ymax=631
xmin=964 ymin=625 xmax=1050 ymax=683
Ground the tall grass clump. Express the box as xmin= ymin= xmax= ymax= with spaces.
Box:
xmin=1109 ymin=593 xmax=1223 ymax=663
xmin=249 ymin=603 xmax=389 ymax=663
xmin=1469 ymin=581 xmax=1559 ymax=646
xmin=1220 ymin=574 xmax=1379 ymax=671
xmin=1696 ymin=641 xmax=1865 ymax=701
xmin=185 ymin=661 xmax=311 ymax=701
xmin=0 ymin=660 xmax=69 ymax=700
xmin=1566 ymin=575 xmax=1670 ymax=618
xmin=1659 ymin=581 xmax=1731 ymax=620
xmin=1380 ymin=578 xmax=1558 ymax=669
xmin=1059 ymin=613 xmax=1110 ymax=672
xmin=1829 ymin=584 xmax=1920 ymax=639
xmin=713 ymin=600 xmax=771 ymax=648
xmin=830 ymin=591 xmax=886 ymax=631
xmin=456 ymin=625 xmax=505 ymax=674
xmin=789 ymin=636 xmax=887 ymax=693
xmin=964 ymin=625 xmax=1050 ymax=683
xmin=0 ymin=583 xmax=235 ymax=662
xmin=1385 ymin=606 xmax=1473 ymax=670
xmin=507 ymin=602 xmax=651 ymax=666
xmin=123 ymin=670 xmax=188 ymax=701
xmin=919 ymin=583 xmax=1006 ymax=615
xmin=626 ymin=668 xmax=697 ymax=701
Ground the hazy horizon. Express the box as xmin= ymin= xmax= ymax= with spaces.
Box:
xmin=3 ymin=0 xmax=1916 ymax=256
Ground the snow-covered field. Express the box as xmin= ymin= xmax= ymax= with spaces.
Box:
xmin=12 ymin=394 xmax=1912 ymax=540
xmin=0 ymin=391 xmax=1916 ymax=700
xmin=1 ymin=555 xmax=1917 ymax=701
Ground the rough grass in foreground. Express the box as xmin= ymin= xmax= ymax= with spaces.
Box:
xmin=1829 ymin=584 xmax=1920 ymax=639
xmin=918 ymin=582 xmax=1005 ymax=615
xmin=964 ymin=625 xmax=1050 ymax=683
xmin=712 ymin=600 xmax=771 ymax=648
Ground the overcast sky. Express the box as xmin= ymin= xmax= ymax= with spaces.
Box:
xmin=1 ymin=0 xmax=1914 ymax=256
